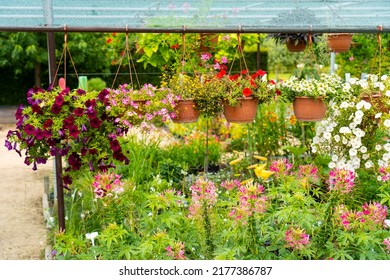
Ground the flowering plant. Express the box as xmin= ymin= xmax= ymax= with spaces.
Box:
xmin=311 ymin=98 xmax=390 ymax=175
xmin=341 ymin=74 xmax=390 ymax=111
xmin=279 ymin=73 xmax=344 ymax=103
xmin=5 ymin=86 xmax=132 ymax=188
xmin=107 ymin=83 xmax=180 ymax=126
xmin=216 ymin=69 xmax=277 ymax=106
xmin=342 ymin=74 xmax=390 ymax=98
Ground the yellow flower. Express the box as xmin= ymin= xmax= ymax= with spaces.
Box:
xmin=253 ymin=163 xmax=267 ymax=177
xmin=240 ymin=178 xmax=254 ymax=186
xmin=229 ymin=158 xmax=243 ymax=165
xmin=257 ymin=170 xmax=275 ymax=181
xmin=253 ymin=155 xmax=267 ymax=161
xmin=247 ymin=164 xmax=258 ymax=169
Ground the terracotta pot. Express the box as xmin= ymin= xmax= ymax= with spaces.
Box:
xmin=286 ymin=39 xmax=306 ymax=52
xmin=293 ymin=96 xmax=327 ymax=121
xmin=361 ymin=94 xmax=387 ymax=113
xmin=172 ymin=100 xmax=200 ymax=123
xmin=223 ymin=97 xmax=259 ymax=123
xmin=327 ymin=33 xmax=352 ymax=53
xmin=199 ymin=33 xmax=219 ymax=52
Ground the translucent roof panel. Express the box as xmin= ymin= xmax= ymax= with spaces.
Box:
xmin=1 ymin=0 xmax=390 ymax=32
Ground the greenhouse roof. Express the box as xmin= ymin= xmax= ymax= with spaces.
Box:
xmin=1 ymin=0 xmax=390 ymax=33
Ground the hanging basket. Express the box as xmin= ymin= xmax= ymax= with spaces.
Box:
xmin=172 ymin=100 xmax=200 ymax=123
xmin=223 ymin=97 xmax=259 ymax=123
xmin=293 ymin=96 xmax=327 ymax=121
xmin=286 ymin=39 xmax=306 ymax=52
xmin=361 ymin=94 xmax=387 ymax=113
xmin=327 ymin=33 xmax=352 ymax=53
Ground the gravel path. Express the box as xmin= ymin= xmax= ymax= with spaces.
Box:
xmin=0 ymin=124 xmax=53 ymax=260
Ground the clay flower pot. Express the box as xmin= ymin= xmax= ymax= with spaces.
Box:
xmin=293 ymin=96 xmax=327 ymax=121
xmin=172 ymin=100 xmax=200 ymax=123
xmin=327 ymin=33 xmax=352 ymax=53
xmin=286 ymin=39 xmax=306 ymax=52
xmin=223 ymin=97 xmax=259 ymax=123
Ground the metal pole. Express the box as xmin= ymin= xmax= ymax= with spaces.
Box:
xmin=45 ymin=0 xmax=65 ymax=232
xmin=330 ymin=52 xmax=336 ymax=74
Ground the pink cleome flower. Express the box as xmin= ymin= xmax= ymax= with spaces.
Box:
xmin=284 ymin=227 xmax=310 ymax=250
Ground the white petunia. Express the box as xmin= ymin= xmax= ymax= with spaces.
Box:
xmin=334 ymin=135 xmax=341 ymax=142
xmin=328 ymin=162 xmax=336 ymax=169
xmin=385 ymin=143 xmax=390 ymax=151
xmin=340 ymin=101 xmax=350 ymax=109
xmin=355 ymin=110 xmax=364 ymax=118
xmin=375 ymin=112 xmax=382 ymax=119
xmin=362 ymin=154 xmax=370 ymax=160
xmin=376 ymin=144 xmax=382 ymax=151
xmin=360 ymin=146 xmax=367 ymax=153
xmin=349 ymin=148 xmax=358 ymax=157
xmin=332 ymin=155 xmax=339 ymax=161
xmin=323 ymin=132 xmax=331 ymax=140
xmin=365 ymin=161 xmax=373 ymax=168
xmin=363 ymin=102 xmax=372 ymax=110
xmin=384 ymin=119 xmax=390 ymax=128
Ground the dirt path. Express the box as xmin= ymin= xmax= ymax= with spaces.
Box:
xmin=0 ymin=124 xmax=53 ymax=260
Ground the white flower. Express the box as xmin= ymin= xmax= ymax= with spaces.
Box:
xmin=355 ymin=110 xmax=364 ymax=118
xmin=356 ymin=101 xmax=364 ymax=110
xmin=378 ymin=175 xmax=383 ymax=181
xmin=339 ymin=127 xmax=351 ymax=134
xmin=375 ymin=112 xmax=382 ymax=119
xmin=328 ymin=162 xmax=336 ymax=169
xmin=351 ymin=139 xmax=362 ymax=149
xmin=312 ymin=136 xmax=320 ymax=144
xmin=86 ymin=232 xmax=99 ymax=246
xmin=385 ymin=143 xmax=390 ymax=152
xmin=340 ymin=101 xmax=350 ymax=109
xmin=381 ymin=74 xmax=388 ymax=81
xmin=362 ymin=154 xmax=370 ymax=160
xmin=334 ymin=135 xmax=341 ymax=142
xmin=311 ymin=146 xmax=317 ymax=153
xmin=365 ymin=161 xmax=373 ymax=168
xmin=363 ymin=102 xmax=372 ymax=110
xmin=323 ymin=132 xmax=331 ymax=140
xmin=360 ymin=146 xmax=367 ymax=153
xmin=353 ymin=128 xmax=365 ymax=138
xmin=376 ymin=144 xmax=382 ymax=151
xmin=349 ymin=148 xmax=357 ymax=157
xmin=332 ymin=155 xmax=339 ymax=162
xmin=384 ymin=119 xmax=390 ymax=128
xmin=386 ymin=90 xmax=390 ymax=97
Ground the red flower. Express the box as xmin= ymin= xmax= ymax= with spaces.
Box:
xmin=106 ymin=38 xmax=112 ymax=44
xmin=68 ymin=125 xmax=80 ymax=139
xmin=73 ymin=107 xmax=84 ymax=117
xmin=241 ymin=70 xmax=248 ymax=75
xmin=250 ymin=79 xmax=256 ymax=87
xmin=216 ymin=69 xmax=226 ymax=79
xmin=24 ymin=124 xmax=36 ymax=135
xmin=55 ymin=95 xmax=64 ymax=106
xmin=170 ymin=43 xmax=180 ymax=49
xmin=90 ymin=118 xmax=102 ymax=129
xmin=43 ymin=119 xmax=53 ymax=129
xmin=229 ymin=74 xmax=239 ymax=81
xmin=243 ymin=88 xmax=252 ymax=97
xmin=256 ymin=69 xmax=267 ymax=77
